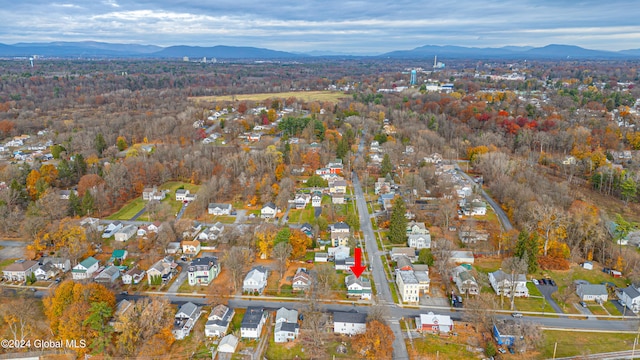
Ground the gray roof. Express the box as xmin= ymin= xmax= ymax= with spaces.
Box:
xmin=490 ymin=270 xmax=526 ymax=283
xmin=577 ymin=284 xmax=608 ymax=297
xmin=176 ymin=302 xmax=199 ymax=320
xmin=332 ymin=222 xmax=350 ymax=230
xmin=333 ymin=311 xmax=366 ymax=324
xmin=190 ymin=256 xmax=219 ymax=267
xmin=276 ymin=322 xmax=299 ymax=333
xmin=241 ymin=307 xmax=265 ymax=329
xmin=622 ymin=286 xmax=640 ymax=299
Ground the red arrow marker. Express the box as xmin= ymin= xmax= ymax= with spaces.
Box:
xmin=350 ymin=247 xmax=366 ymax=278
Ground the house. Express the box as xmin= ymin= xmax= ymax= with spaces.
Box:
xmin=493 ymin=320 xmax=517 ymax=347
xmin=173 ymin=302 xmax=202 ymax=340
xmin=58 ymin=189 xmax=77 ymax=200
xmin=375 ymin=178 xmax=392 ymax=195
xmin=3 ymin=260 xmax=39 ymax=282
xmin=95 ymin=265 xmax=121 ymax=283
xmin=147 ymin=257 xmax=177 ymax=285
xmin=332 ymin=193 xmax=346 ymax=204
xmin=451 ymin=265 xmax=479 ymax=295
xmin=301 ymin=223 xmax=313 ymax=237
xmin=217 ymin=334 xmax=239 ymax=354
xmin=311 ymin=194 xmax=322 ymax=207
xmin=395 ymin=255 xmax=414 ymax=271
xmin=333 ymin=311 xmax=367 ymax=336
xmin=72 ymin=257 xmax=100 ymax=280
xmin=122 ymin=267 xmax=145 ymax=285
xmin=181 ymin=240 xmax=201 ymax=257
xmin=424 ymin=153 xmax=443 ymax=164
xmin=34 ymin=262 xmax=57 ymax=280
xmin=488 ymin=270 xmax=529 ymax=297
xmin=292 ymin=268 xmax=312 ymax=292
xmin=79 ymin=217 xmax=100 ymax=230
xmin=274 ymin=307 xmax=300 ymax=343
xmin=314 ymin=252 xmax=329 ymax=263
xmin=581 ymin=261 xmax=594 ymax=270
xmin=330 ymin=222 xmax=350 ymax=247
xmin=611 ymin=270 xmax=622 ymax=278
xmin=143 ymin=186 xmax=165 ymax=201
xmin=461 ymin=199 xmax=487 ymax=216
xmin=345 ymin=275 xmax=372 ymax=300
xmin=407 ymin=222 xmax=429 ymax=235
xmin=328 ymin=245 xmax=350 ymax=261
xmin=390 ymin=247 xmax=417 ymax=262
xmin=187 ymin=256 xmax=220 ymax=286
xmin=175 ymin=189 xmax=190 ymax=201
xmin=243 ymin=266 xmax=268 ymax=294
xmin=110 ymin=249 xmax=128 ymax=264
xmin=449 ymin=251 xmax=475 ymax=264
xmin=102 ymin=221 xmax=123 ymax=238
xmin=208 ymin=203 xmax=232 ymax=216
xmin=335 ymin=257 xmax=355 ymax=271
xmin=45 ymin=257 xmax=71 ymax=272
xmin=261 ymin=202 xmax=278 ymax=219
xmin=408 ymin=233 xmax=431 ymax=249
xmin=458 ymin=229 xmax=490 ymax=244
xmin=576 ymin=284 xmax=609 ymax=302
xmin=205 ymin=304 xmax=234 ymax=337
xmin=329 ymin=179 xmax=347 ymax=194
xmin=327 ymin=159 xmax=343 ymax=174
xmin=416 ymin=312 xmax=454 ymax=334
xmin=619 ymin=286 xmax=640 ymax=313
xmin=114 ymin=225 xmax=137 ymax=242
xmin=197 ymin=224 xmax=225 ymax=241
xmin=111 ymin=299 xmax=134 ymax=332
xmin=240 ymin=307 xmax=267 ymax=339
xmin=396 ymin=269 xmax=431 ymax=303
xmin=562 ymin=156 xmax=577 ymax=165
xmin=293 ymin=193 xmax=311 ymax=209
xmin=165 ymin=242 xmax=181 ymax=254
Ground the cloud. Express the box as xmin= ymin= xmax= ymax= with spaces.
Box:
xmin=0 ymin=0 xmax=639 ymax=52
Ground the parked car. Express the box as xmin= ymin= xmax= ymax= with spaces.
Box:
xmin=511 ymin=312 xmax=523 ymax=318
xmin=619 ymin=299 xmax=627 ymax=307
xmin=580 ymin=301 xmax=587 ymax=308
xmin=498 ymin=348 xmax=507 ymax=354
xmin=549 ymin=279 xmax=556 ymax=286
xmin=532 ymin=279 xmax=539 ymax=285
xmin=541 ymin=278 xmax=548 ymax=285
xmin=602 ymin=267 xmax=611 ymax=274
xmin=508 ymin=347 xmax=515 ymax=354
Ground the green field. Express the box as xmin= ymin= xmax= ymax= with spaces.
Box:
xmin=190 ymin=90 xmax=348 ymax=103
xmin=412 ymin=334 xmax=477 ymax=359
xmin=107 ymin=198 xmax=146 ymax=220
xmin=540 ymin=330 xmax=638 ymax=358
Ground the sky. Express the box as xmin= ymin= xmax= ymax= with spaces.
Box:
xmin=1 ymin=0 xmax=640 ymax=55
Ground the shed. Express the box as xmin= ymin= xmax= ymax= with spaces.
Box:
xmin=581 ymin=262 xmax=593 ymax=270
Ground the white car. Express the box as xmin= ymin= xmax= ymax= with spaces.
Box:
xmin=532 ymin=279 xmax=539 ymax=285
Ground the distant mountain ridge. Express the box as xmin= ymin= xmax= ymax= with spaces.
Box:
xmin=0 ymin=41 xmax=638 ymax=60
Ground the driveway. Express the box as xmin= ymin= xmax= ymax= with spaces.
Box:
xmin=610 ymin=300 xmax=638 ymax=317
xmin=535 ymin=283 xmax=564 ymax=314
xmin=0 ymin=240 xmax=26 ymax=261
xmin=167 ymin=261 xmax=188 ymax=293
xmin=130 ymin=206 xmax=147 ymax=221
xmin=234 ymin=209 xmax=247 ymax=224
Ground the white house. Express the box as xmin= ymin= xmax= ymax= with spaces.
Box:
xmin=217 ymin=334 xmax=239 ymax=354
xmin=416 ymin=312 xmax=453 ymax=334
xmin=114 ymin=225 xmax=137 ymax=242
xmin=396 ymin=269 xmax=430 ymax=303
xmin=243 ymin=266 xmax=268 ymax=294
xmin=311 ymin=194 xmax=322 ymax=207
xmin=345 ymin=275 xmax=372 ymax=300
xmin=173 ymin=302 xmax=202 ymax=340
xmin=181 ymin=240 xmax=201 ymax=257
xmin=176 ymin=189 xmax=190 ymax=201
xmin=408 ymin=233 xmax=431 ymax=249
xmin=261 ymin=202 xmax=278 ymax=219
xmin=102 ymin=221 xmax=123 ymax=238
xmin=34 ymin=262 xmax=57 ymax=280
xmin=328 ymin=245 xmax=351 ymax=261
xmin=292 ymin=268 xmax=312 ymax=292
xmin=619 ymin=286 xmax=640 ymax=313
xmin=274 ymin=307 xmax=299 ymax=343
xmin=122 ymin=268 xmax=145 ymax=285
xmin=488 ymin=270 xmax=528 ymax=297
xmin=205 ymin=304 xmax=234 ymax=337
xmin=240 ymin=307 xmax=267 ymax=339
xmin=333 ymin=311 xmax=367 ymax=336
xmin=576 ymin=284 xmax=609 ymax=302
xmin=45 ymin=257 xmax=71 ymax=272
xmin=451 ymin=265 xmax=479 ymax=295
xmin=330 ymin=222 xmax=350 ymax=247
xmin=3 ymin=260 xmax=39 ymax=282
xmin=208 ymin=203 xmax=232 ymax=216
xmin=581 ymin=262 xmax=594 ymax=270
xmin=72 ymin=257 xmax=100 ymax=280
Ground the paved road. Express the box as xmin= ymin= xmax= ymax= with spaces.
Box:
xmin=175 ymin=203 xmax=187 ymax=221
xmin=535 ymin=283 xmax=564 ymax=314
xmin=455 ymin=164 xmax=513 ymax=232
xmin=130 ymin=206 xmax=147 ymax=221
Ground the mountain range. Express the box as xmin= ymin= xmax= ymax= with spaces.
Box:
xmin=1 ymin=41 xmax=640 ymax=60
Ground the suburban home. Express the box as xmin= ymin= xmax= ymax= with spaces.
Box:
xmin=187 ymin=256 xmax=220 ymax=286
xmin=197 ymin=225 xmax=224 ymax=242
xmin=243 ymin=266 xmax=269 ymax=294
xmin=424 ymin=153 xmax=443 ymax=164
xmin=408 ymin=234 xmax=432 ymax=249
xmin=311 ymin=193 xmax=322 ymax=207
xmin=34 ymin=262 xmax=57 ymax=280
xmin=334 ymin=257 xmax=355 ymax=271
xmin=110 ymin=300 xmax=134 ymax=332
xmin=217 ymin=334 xmax=239 ymax=354
xmin=173 ymin=302 xmax=202 ymax=340
xmin=165 ymin=242 xmax=181 ymax=254
xmin=619 ymin=286 xmax=640 ymax=313
xmin=314 ymin=252 xmax=329 ymax=263
xmin=274 ymin=307 xmax=300 ymax=343
xmin=72 ymin=257 xmax=100 ymax=280
xmin=462 ymin=199 xmax=487 ymax=216
xmin=396 ymin=269 xmax=431 ymax=303
xmin=493 ymin=320 xmax=517 ymax=346
xmin=576 ymin=283 xmax=609 ymax=302
xmin=181 ymin=240 xmax=201 ymax=257
xmin=328 ymin=245 xmax=351 ymax=261
xmin=330 ymin=222 xmax=350 ymax=247
xmin=451 ymin=265 xmax=479 ymax=295
xmin=449 ymin=251 xmax=475 ymax=264
xmin=331 ymin=193 xmax=346 ymax=204
xmin=333 ymin=311 xmax=367 ymax=336
xmin=292 ymin=268 xmax=312 ymax=292
xmin=208 ymin=203 xmax=232 ymax=216
xmin=416 ymin=312 xmax=454 ymax=334
xmin=3 ymin=260 xmax=39 ymax=282
xmin=114 ymin=225 xmax=137 ymax=242
xmin=390 ymin=247 xmax=417 ymax=262
xmin=109 ymin=249 xmax=128 ymax=265
xmin=327 ymin=159 xmax=343 ymax=174
xmin=374 ymin=178 xmax=392 ymax=195
xmin=147 ymin=257 xmax=177 ymax=285
xmin=240 ymin=307 xmax=267 ymax=339
xmin=488 ymin=270 xmax=529 ymax=297
xmin=378 ymin=193 xmax=395 ymax=211
xmin=345 ymin=275 xmax=372 ymax=300
xmin=581 ymin=261 xmax=594 ymax=270
xmin=95 ymin=265 xmax=121 ymax=283
xmin=395 ymin=255 xmax=414 ymax=271
xmin=175 ymin=189 xmax=190 ymax=201
xmin=329 ymin=179 xmax=347 ymax=194
xmin=407 ymin=222 xmax=429 ymax=235
xmin=142 ymin=186 xmax=165 ymax=201
xmin=45 ymin=257 xmax=71 ymax=272
xmin=301 ymin=223 xmax=313 ymax=237
xmin=458 ymin=229 xmax=490 ymax=244
xmin=293 ymin=193 xmax=311 ymax=209
xmin=102 ymin=221 xmax=123 ymax=238
xmin=261 ymin=202 xmax=278 ymax=219
xmin=205 ymin=304 xmax=234 ymax=337
xmin=122 ymin=267 xmax=145 ymax=285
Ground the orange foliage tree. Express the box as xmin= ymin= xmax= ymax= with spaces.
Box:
xmin=352 ymin=320 xmax=395 ymax=360
xmin=289 ymin=229 xmax=312 ymax=259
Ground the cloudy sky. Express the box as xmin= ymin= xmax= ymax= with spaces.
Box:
xmin=1 ymin=0 xmax=639 ymax=54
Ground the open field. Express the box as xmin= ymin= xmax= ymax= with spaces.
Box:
xmin=107 ymin=197 xmax=146 ymax=220
xmin=190 ymin=90 xmax=349 ymax=103
xmin=540 ymin=330 xmax=638 ymax=358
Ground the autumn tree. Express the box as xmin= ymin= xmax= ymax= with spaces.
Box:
xmin=116 ymin=136 xmax=128 ymax=151
xmin=314 ymin=263 xmax=338 ymax=297
xmin=289 ymin=229 xmax=312 ymax=259
xmin=223 ymin=246 xmax=252 ymax=292
xmin=388 ymin=196 xmax=407 ymax=244
xmin=83 ymin=301 xmax=114 ymax=354
xmin=1 ymin=297 xmax=40 ymax=342
xmin=352 ymin=320 xmax=394 ymax=360
xmin=273 ymin=241 xmax=293 ymax=283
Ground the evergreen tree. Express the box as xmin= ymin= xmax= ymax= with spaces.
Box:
xmin=72 ymin=154 xmax=87 ymax=178
xmin=514 ymin=230 xmax=539 ymax=273
xmin=83 ymin=302 xmax=113 ymax=354
xmin=68 ymin=190 xmax=82 ymax=217
xmin=94 ymin=133 xmax=107 ymax=155
xmin=336 ymin=138 xmax=349 ymax=160
xmin=380 ymin=153 xmax=392 ymax=178
xmin=388 ymin=197 xmax=408 ymax=244
xmin=81 ymin=190 xmax=95 ymax=216
xmin=418 ymin=248 xmax=434 ymax=266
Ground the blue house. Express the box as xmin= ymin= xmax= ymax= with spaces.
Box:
xmin=492 ymin=321 xmax=515 ymax=346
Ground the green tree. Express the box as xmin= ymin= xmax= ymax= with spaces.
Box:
xmin=81 ymin=190 xmax=95 ymax=216
xmin=306 ymin=175 xmax=328 ymax=188
xmin=94 ymin=133 xmax=107 ymax=155
xmin=346 ymin=212 xmax=360 ymax=232
xmin=67 ymin=190 xmax=82 ymax=217
xmin=275 ymin=228 xmax=291 ymax=246
xmin=50 ymin=144 xmax=66 ymax=159
xmin=116 ymin=136 xmax=128 ymax=151
xmin=621 ymin=177 xmax=637 ymax=203
xmin=418 ymin=248 xmax=434 ymax=266
xmin=83 ymin=301 xmax=113 ymax=354
xmin=514 ymin=230 xmax=539 ymax=273
xmin=485 ymin=341 xmax=497 ymax=357
xmin=388 ymin=197 xmax=408 ymax=244
xmin=72 ymin=154 xmax=87 ymax=178
xmin=336 ymin=138 xmax=350 ymax=160
xmin=380 ymin=154 xmax=392 ymax=178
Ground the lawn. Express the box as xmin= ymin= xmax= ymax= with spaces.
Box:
xmin=107 ymin=197 xmax=146 ymax=220
xmin=265 ymin=338 xmax=307 ymax=359
xmin=603 ymin=300 xmax=622 ymax=315
xmin=474 ymin=258 xmax=502 ymax=274
xmin=288 ymin=206 xmax=316 ymax=224
xmin=540 ymin=330 xmax=638 ymax=358
xmin=190 ymin=90 xmax=348 ymax=103
xmin=0 ymin=258 xmax=18 ymax=270
xmin=230 ymin=308 xmax=246 ymax=332
xmin=541 ymin=264 xmax=628 ymax=290
xmin=513 ymin=283 xmax=555 ymax=313
xmin=211 ymin=215 xmax=236 ymax=224
xmin=412 ymin=334 xmax=477 ymax=359
xmin=586 ymin=304 xmax=608 ymax=316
